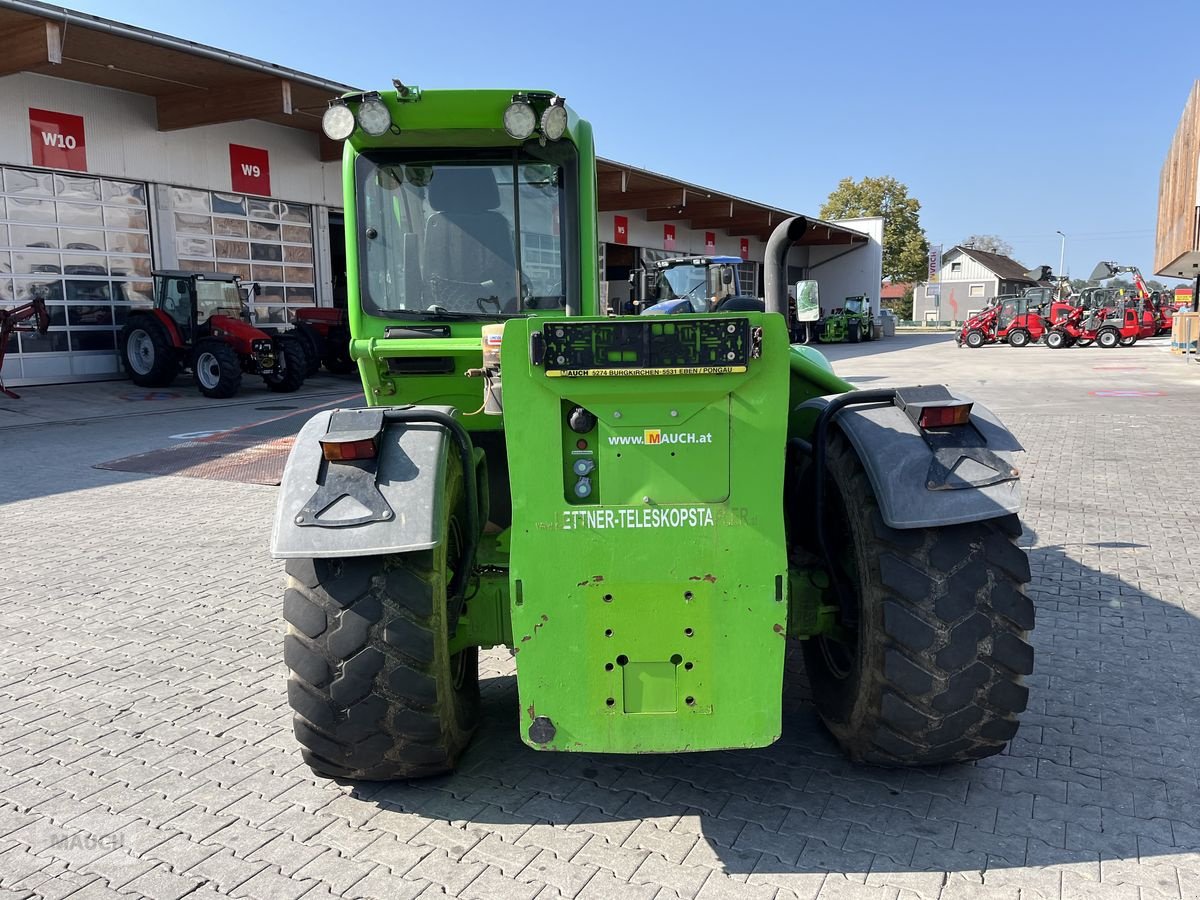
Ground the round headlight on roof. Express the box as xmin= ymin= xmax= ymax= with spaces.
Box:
xmin=503 ymin=101 xmax=537 ymax=140
xmin=356 ymin=97 xmax=392 ymax=137
xmin=540 ymin=102 xmax=568 ymax=141
xmin=322 ymin=103 xmax=355 ymax=141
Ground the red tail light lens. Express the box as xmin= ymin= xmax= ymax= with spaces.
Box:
xmin=320 ymin=437 xmax=378 ymax=461
xmin=918 ymin=404 xmax=972 ymax=429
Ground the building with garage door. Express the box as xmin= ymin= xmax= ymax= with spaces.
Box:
xmin=0 ymin=0 xmax=882 ymax=389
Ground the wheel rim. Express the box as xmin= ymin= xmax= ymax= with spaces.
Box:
xmin=127 ymin=329 xmax=154 ymax=375
xmin=196 ymin=351 xmax=221 ymax=389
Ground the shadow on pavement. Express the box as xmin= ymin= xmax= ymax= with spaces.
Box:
xmin=340 ymin=526 xmax=1199 ymax=891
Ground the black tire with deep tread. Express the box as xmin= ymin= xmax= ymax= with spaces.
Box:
xmin=801 ymin=433 xmax=1034 ymax=765
xmin=191 ymin=339 xmax=242 ymax=398
xmin=291 ymin=324 xmax=323 ymax=377
xmin=322 ymin=326 xmax=356 ymax=374
xmin=265 ymin=336 xmax=307 ymax=393
xmin=120 ymin=315 xmax=178 ymax=386
xmin=283 ymin=453 xmax=479 ymax=780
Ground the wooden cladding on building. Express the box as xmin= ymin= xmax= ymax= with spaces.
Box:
xmin=1156 ymin=81 xmax=1200 ymax=277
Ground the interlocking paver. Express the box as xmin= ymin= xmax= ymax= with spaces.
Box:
xmin=4 ymin=343 xmax=1200 ymax=900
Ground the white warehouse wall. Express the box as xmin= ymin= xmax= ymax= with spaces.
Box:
xmin=0 ymin=73 xmax=342 ymax=205
xmin=598 ymin=209 xmax=766 ymax=262
xmin=806 ymin=216 xmax=884 ymax=314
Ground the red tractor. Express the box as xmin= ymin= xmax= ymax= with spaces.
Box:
xmin=956 ymin=294 xmax=1047 ymax=348
xmin=290 ymin=307 xmax=355 ymax=375
xmin=120 ymin=270 xmax=308 ymax=399
xmin=0 ymin=295 xmax=50 ymax=399
xmin=1043 ymin=303 xmax=1140 ymax=348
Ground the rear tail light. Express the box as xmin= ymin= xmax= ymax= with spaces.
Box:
xmin=320 ymin=437 xmax=378 ymax=461
xmin=918 ymin=404 xmax=972 ymax=429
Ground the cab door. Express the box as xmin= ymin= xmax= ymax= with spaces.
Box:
xmin=156 ymin=275 xmax=196 ymax=343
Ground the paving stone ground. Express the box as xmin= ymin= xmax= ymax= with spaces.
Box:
xmin=2 ymin=334 xmax=1199 ymax=899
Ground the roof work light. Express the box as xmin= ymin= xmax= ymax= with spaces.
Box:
xmin=321 ymin=102 xmax=355 ymax=141
xmin=356 ymin=95 xmax=392 ymax=136
xmin=503 ymin=100 xmax=537 ymax=140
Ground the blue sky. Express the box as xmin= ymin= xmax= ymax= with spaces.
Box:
xmin=66 ymin=0 xmax=1200 ymax=283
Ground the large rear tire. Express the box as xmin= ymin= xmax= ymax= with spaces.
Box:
xmin=120 ymin=317 xmax=177 ymax=387
xmin=265 ymin=336 xmax=307 ymax=393
xmin=322 ymin=326 xmax=356 ymax=374
xmin=801 ymin=434 xmax=1034 ymax=765
xmin=283 ymin=452 xmax=479 ymax=780
xmin=291 ymin=324 xmax=323 ymax=377
xmin=192 ymin=340 xmax=241 ymax=398
xmin=848 ymin=321 xmax=862 ymax=343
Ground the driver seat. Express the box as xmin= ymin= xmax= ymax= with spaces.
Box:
xmin=423 ymin=168 xmax=518 ymax=310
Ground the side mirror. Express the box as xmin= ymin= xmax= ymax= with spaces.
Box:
xmin=794 ymin=280 xmax=820 ymax=322
xmin=722 ymin=268 xmax=733 ymax=286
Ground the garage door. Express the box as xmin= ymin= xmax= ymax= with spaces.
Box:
xmin=0 ymin=166 xmax=152 ymax=386
xmin=167 ymin=187 xmax=315 ymax=327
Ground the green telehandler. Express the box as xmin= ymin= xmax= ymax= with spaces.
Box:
xmin=272 ymin=85 xmax=1033 ymax=780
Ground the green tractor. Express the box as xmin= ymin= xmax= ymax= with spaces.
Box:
xmin=272 ymin=85 xmax=1033 ymax=780
xmin=817 ymin=295 xmax=874 ymax=343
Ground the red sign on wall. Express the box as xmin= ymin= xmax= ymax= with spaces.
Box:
xmin=230 ymin=144 xmax=271 ymax=196
xmin=29 ymin=108 xmax=87 ymax=172
xmin=614 ymin=215 xmax=629 ymax=245
xmin=704 ymin=232 xmax=716 ymax=254
xmin=663 ymin=224 xmax=676 ymax=251
xmin=740 ymin=238 xmax=750 ymax=260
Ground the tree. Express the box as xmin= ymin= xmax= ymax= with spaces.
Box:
xmin=961 ymin=234 xmax=1015 ymax=258
xmin=882 ymin=287 xmax=914 ymax=320
xmin=820 ymin=176 xmax=928 ymax=284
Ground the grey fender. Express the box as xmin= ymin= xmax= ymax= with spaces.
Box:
xmin=800 ymin=394 xmax=1023 ymax=529
xmin=271 ymin=406 xmax=456 ymax=559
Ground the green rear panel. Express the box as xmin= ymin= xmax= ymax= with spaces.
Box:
xmin=501 ymin=314 xmax=791 ymax=752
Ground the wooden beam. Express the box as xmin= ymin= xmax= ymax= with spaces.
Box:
xmin=598 ymin=188 xmax=686 ymax=212
xmin=645 ymin=207 xmax=689 ymax=222
xmin=690 ymin=213 xmax=769 ymax=230
xmin=597 ymin=169 xmax=626 ymax=192
xmin=0 ymin=21 xmax=62 ymax=77
xmin=318 ymin=134 xmax=343 ymax=162
xmin=156 ymin=78 xmax=293 ymax=131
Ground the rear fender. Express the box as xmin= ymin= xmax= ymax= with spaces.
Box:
xmin=271 ymin=406 xmax=457 ymax=559
xmin=144 ymin=309 xmax=184 ymax=348
xmin=800 ymin=393 xmax=1023 ymax=529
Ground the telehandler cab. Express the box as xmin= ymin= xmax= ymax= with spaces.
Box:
xmin=272 ymin=86 xmax=1033 ymax=781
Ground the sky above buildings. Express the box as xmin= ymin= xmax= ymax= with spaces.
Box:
xmin=66 ymin=0 xmax=1200 ymax=282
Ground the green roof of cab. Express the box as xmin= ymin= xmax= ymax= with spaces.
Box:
xmin=342 ymin=89 xmax=583 ymax=151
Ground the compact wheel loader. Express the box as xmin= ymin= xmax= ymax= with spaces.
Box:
xmin=272 ymin=86 xmax=1034 ymax=781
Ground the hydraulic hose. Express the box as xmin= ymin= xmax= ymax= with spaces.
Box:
xmin=381 ymin=407 xmax=480 ymax=630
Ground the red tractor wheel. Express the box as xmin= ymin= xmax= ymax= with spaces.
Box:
xmin=192 ymin=340 xmax=242 ymax=398
xmin=1008 ymin=329 xmax=1030 ymax=348
xmin=1044 ymin=330 xmax=1067 ymax=350
xmin=1097 ymin=328 xmax=1121 ymax=349
xmin=965 ymin=330 xmax=985 ymax=349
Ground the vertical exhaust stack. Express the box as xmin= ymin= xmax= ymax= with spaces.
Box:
xmin=764 ymin=217 xmax=810 ymax=316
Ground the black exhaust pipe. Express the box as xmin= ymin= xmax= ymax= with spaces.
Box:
xmin=764 ymin=216 xmax=809 ymax=316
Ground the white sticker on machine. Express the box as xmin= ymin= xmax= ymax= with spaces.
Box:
xmin=562 ymin=507 xmax=715 ymax=530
